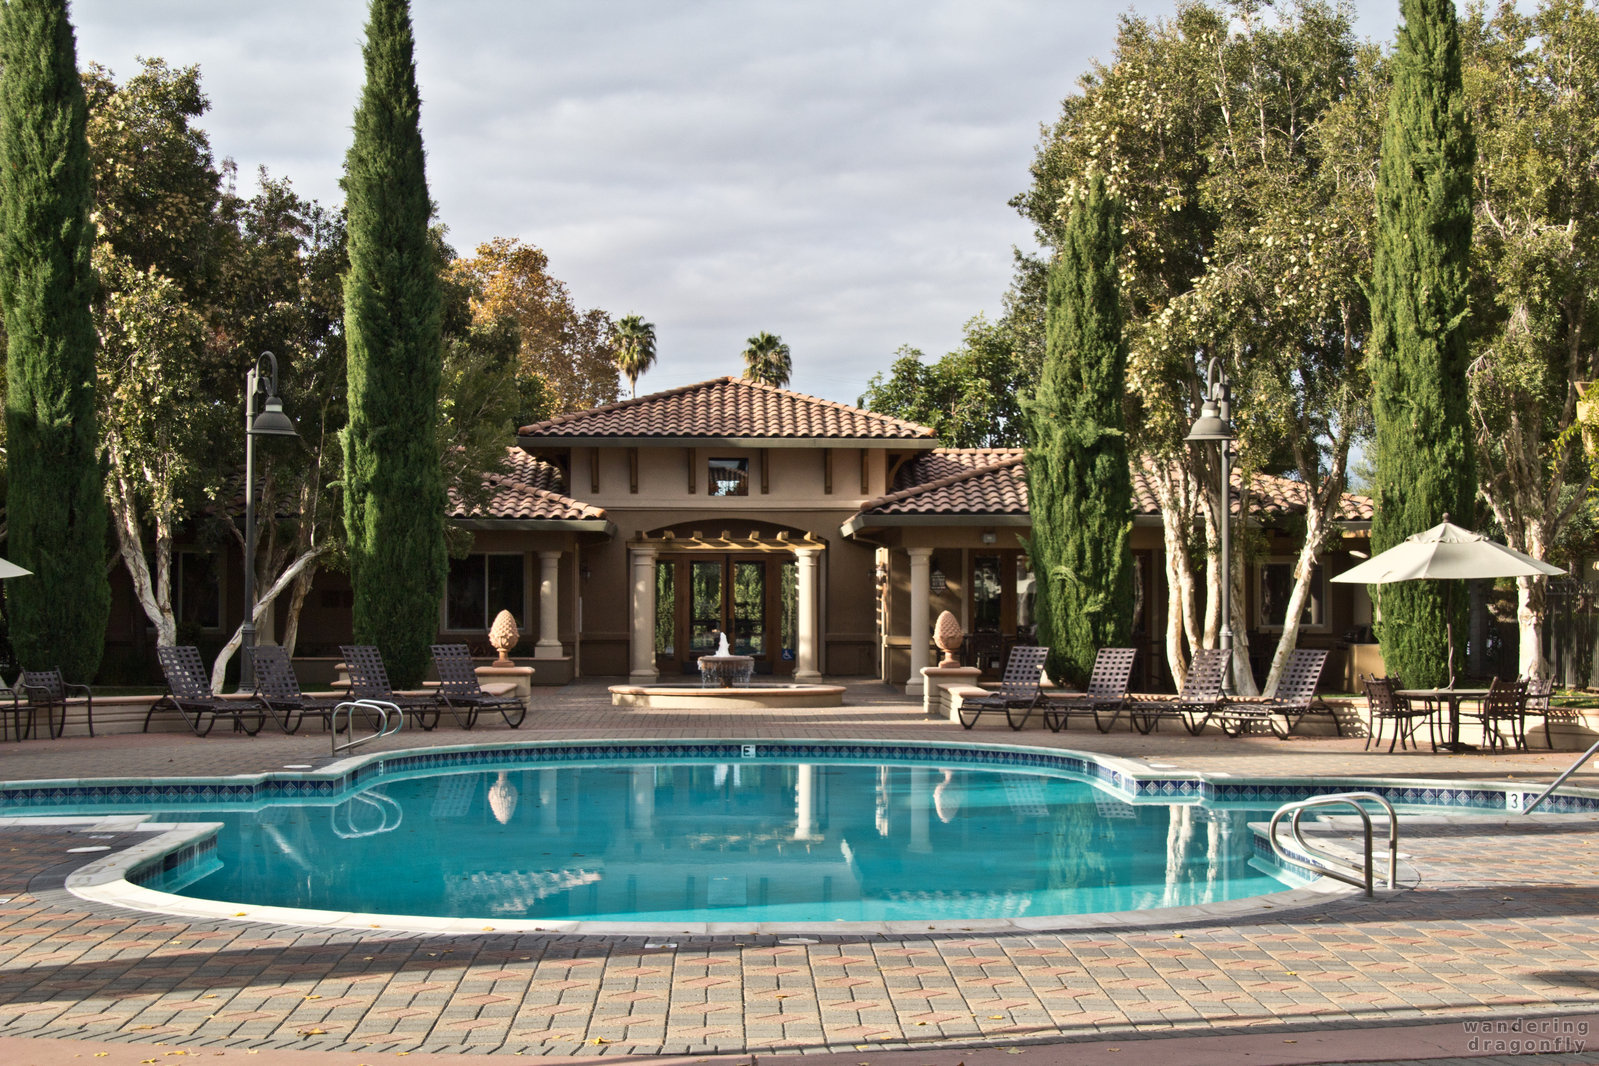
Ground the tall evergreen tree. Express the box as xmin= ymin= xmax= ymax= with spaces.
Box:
xmin=1024 ymin=174 xmax=1134 ymax=685
xmin=341 ymin=0 xmax=444 ymax=686
xmin=0 ymin=0 xmax=110 ymax=680
xmin=1369 ymin=0 xmax=1475 ymax=687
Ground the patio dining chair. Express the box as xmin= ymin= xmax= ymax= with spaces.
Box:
xmin=251 ymin=645 xmax=345 ymax=734
xmin=1128 ymin=648 xmax=1229 ymax=735
xmin=431 ymin=645 xmax=528 ymax=729
xmin=1041 ymin=648 xmax=1136 ymax=733
xmin=340 ymin=645 xmax=452 ymax=730
xmin=146 ymin=645 xmax=266 ymax=737
xmin=1361 ymin=674 xmax=1436 ymax=752
xmin=13 ymin=668 xmax=94 ymax=739
xmin=1468 ymin=676 xmax=1530 ymax=752
xmin=1526 ymin=675 xmax=1558 ymax=749
xmin=956 ymin=644 xmax=1050 ymax=730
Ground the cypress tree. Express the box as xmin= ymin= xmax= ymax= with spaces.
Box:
xmin=1024 ymin=173 xmax=1134 ymax=685
xmin=0 ymin=0 xmax=110 ymax=681
xmin=342 ymin=0 xmax=445 ymax=686
xmin=1369 ymin=0 xmax=1475 ymax=687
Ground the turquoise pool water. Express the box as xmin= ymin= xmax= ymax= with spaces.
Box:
xmin=141 ymin=760 xmax=1287 ymax=923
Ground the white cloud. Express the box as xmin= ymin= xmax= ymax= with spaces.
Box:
xmin=71 ymin=0 xmax=1404 ymax=403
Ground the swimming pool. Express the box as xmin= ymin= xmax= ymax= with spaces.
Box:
xmin=4 ymin=738 xmax=1586 ymax=932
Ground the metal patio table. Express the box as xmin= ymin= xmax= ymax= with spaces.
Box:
xmin=1397 ymin=687 xmax=1490 ymax=753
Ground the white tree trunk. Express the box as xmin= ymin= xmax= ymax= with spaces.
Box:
xmin=1262 ymin=515 xmax=1323 ymax=697
xmin=209 ymin=547 xmax=331 ymax=693
xmin=107 ymin=464 xmax=177 ymax=647
xmin=1153 ymin=460 xmax=1200 ymax=689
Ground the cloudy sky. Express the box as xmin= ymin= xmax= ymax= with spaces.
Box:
xmin=71 ymin=0 xmax=1402 ymax=406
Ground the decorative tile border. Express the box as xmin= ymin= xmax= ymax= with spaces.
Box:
xmin=3 ymin=738 xmax=1595 ymax=818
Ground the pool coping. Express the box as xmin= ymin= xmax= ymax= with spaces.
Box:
xmin=5 ymin=736 xmax=1598 ymax=937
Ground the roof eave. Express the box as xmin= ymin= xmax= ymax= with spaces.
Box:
xmin=519 ymin=435 xmax=938 ymax=450
xmin=451 ymin=518 xmax=617 ymax=535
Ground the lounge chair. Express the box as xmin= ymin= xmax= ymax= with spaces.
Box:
xmin=1127 ymin=648 xmax=1229 ymax=735
xmin=431 ymin=644 xmax=527 ymax=728
xmin=146 ymin=645 xmax=265 ymax=737
xmin=1211 ymin=647 xmax=1336 ymax=738
xmin=251 ymin=645 xmax=345 ymax=734
xmin=956 ymin=644 xmax=1050 ymax=730
xmin=1041 ymin=648 xmax=1136 ymax=733
xmin=340 ymin=645 xmax=452 ymax=730
xmin=14 ymin=668 xmax=94 ymax=739
xmin=1361 ymin=674 xmax=1435 ymax=752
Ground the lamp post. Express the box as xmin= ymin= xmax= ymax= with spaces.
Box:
xmin=241 ymin=351 xmax=298 ymax=690
xmin=1185 ymin=357 xmax=1235 ymax=691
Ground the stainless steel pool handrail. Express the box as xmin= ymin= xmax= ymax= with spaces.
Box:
xmin=331 ymin=698 xmax=402 ymax=755
xmin=1523 ymin=736 xmax=1599 ymax=813
xmin=330 ymin=789 xmax=403 ymax=839
xmin=1268 ymin=791 xmax=1398 ymax=897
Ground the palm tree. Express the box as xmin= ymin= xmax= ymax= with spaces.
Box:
xmin=741 ymin=331 xmax=792 ymax=388
xmin=614 ymin=314 xmax=657 ymax=398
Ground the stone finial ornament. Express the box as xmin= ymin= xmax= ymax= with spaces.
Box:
xmin=489 ymin=609 xmax=520 ymax=665
xmin=488 ymin=771 xmax=518 ymax=825
xmin=933 ymin=610 xmax=963 ymax=667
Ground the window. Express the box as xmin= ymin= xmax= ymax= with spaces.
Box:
xmin=972 ymin=554 xmax=1002 ymax=633
xmin=1258 ymin=560 xmax=1325 ymax=630
xmin=176 ymin=550 xmax=222 ymax=630
xmin=445 ymin=553 xmax=525 ymax=632
xmin=708 ymin=458 xmax=749 ymax=497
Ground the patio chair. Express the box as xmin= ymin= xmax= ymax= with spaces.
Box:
xmin=1211 ymin=647 xmax=1336 ymax=738
xmin=251 ymin=645 xmax=346 ymax=734
xmin=12 ymin=669 xmax=94 ymax=739
xmin=1526 ymin=675 xmax=1558 ymax=749
xmin=956 ymin=644 xmax=1050 ymax=730
xmin=1041 ymin=648 xmax=1137 ymax=733
xmin=1128 ymin=648 xmax=1229 ymax=735
xmin=340 ymin=645 xmax=452 ymax=730
xmin=1361 ymin=674 xmax=1436 ymax=752
xmin=431 ymin=644 xmax=528 ymax=729
xmin=145 ymin=645 xmax=266 ymax=737
xmin=1467 ymin=676 xmax=1530 ymax=752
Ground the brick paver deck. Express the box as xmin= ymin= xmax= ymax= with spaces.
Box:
xmin=2 ymin=679 xmax=1599 ymax=1065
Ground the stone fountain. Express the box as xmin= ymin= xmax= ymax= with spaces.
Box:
xmin=697 ymin=631 xmax=755 ymax=687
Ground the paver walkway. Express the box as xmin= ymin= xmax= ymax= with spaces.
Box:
xmin=2 ymin=679 xmax=1599 ymax=1065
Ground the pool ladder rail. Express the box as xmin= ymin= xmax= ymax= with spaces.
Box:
xmin=1268 ymin=791 xmax=1399 ymax=898
xmin=331 ymin=698 xmax=403 ymax=756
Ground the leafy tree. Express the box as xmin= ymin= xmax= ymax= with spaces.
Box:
xmin=1461 ymin=0 xmax=1599 ymax=678
xmin=0 ymin=0 xmax=110 ymax=680
xmin=449 ymin=236 xmax=618 ymax=414
xmin=1024 ymin=173 xmax=1134 ymax=685
xmin=85 ymin=58 xmax=232 ymax=651
xmin=860 ymin=314 xmax=1031 ymax=447
xmin=1369 ymin=0 xmax=1476 ymax=688
xmin=614 ymin=314 xmax=657 ymax=399
xmin=341 ymin=0 xmax=445 ymax=687
xmin=741 ymin=331 xmax=792 ymax=388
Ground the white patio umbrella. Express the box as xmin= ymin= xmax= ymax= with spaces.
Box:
xmin=0 ymin=556 xmax=30 ymax=579
xmin=1332 ymin=519 xmax=1565 ymax=685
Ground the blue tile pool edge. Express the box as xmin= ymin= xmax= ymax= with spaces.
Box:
xmin=2 ymin=737 xmax=1594 ymax=815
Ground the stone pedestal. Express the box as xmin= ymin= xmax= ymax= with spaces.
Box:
xmin=920 ymin=665 xmax=982 ymax=719
xmin=476 ymin=664 xmax=534 ymax=707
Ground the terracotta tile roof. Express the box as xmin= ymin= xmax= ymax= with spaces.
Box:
xmin=450 ymin=449 xmax=607 ymax=523
xmin=519 ymin=377 xmax=937 ymax=443
xmin=862 ymin=449 xmax=1373 ymax=522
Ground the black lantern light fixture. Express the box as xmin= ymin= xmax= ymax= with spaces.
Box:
xmin=241 ymin=351 xmax=299 ymax=689
xmin=1185 ymin=357 xmax=1235 ymax=691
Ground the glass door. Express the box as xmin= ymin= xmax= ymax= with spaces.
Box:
xmin=689 ymin=560 xmax=724 ymax=658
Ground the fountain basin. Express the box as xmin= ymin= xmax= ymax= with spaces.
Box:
xmin=609 ymin=682 xmax=845 ymax=709
xmin=697 ymin=654 xmax=756 ymax=687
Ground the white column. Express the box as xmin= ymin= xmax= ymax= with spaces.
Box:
xmin=794 ymin=763 xmax=816 ymax=840
xmin=535 ymin=550 xmax=563 ymax=659
xmin=908 ymin=767 xmax=932 ymax=854
xmin=628 ymin=544 xmax=660 ymax=683
xmin=906 ymin=547 xmax=933 ymax=696
xmin=794 ymin=546 xmax=823 ymax=682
